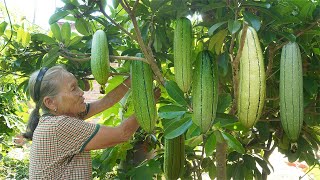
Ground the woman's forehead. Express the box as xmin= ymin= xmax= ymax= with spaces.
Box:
xmin=61 ymin=72 xmax=77 ymax=84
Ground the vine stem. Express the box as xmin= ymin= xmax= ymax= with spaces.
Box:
xmin=273 ymin=19 xmax=319 ymax=53
xmin=60 ymin=53 xmax=148 ymax=63
xmin=230 ymin=22 xmax=248 ymax=114
xmin=0 ymin=0 xmax=13 ymax=53
xmin=197 ymin=137 xmax=206 ymax=180
xmin=98 ymin=1 xmax=136 ymax=41
xmin=0 ymin=69 xmax=28 ymax=77
xmin=118 ymin=0 xmax=165 ymax=86
xmin=266 ymin=45 xmax=275 ymax=78
xmin=266 ymin=19 xmax=319 ymax=79
xmin=85 ymin=72 xmax=130 ymax=79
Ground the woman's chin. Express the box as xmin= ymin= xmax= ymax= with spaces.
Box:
xmin=81 ymin=103 xmax=87 ymax=111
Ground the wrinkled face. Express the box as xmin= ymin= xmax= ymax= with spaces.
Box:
xmin=54 ymin=72 xmax=85 ymax=117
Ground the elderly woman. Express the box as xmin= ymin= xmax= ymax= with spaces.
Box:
xmin=23 ymin=65 xmax=139 ymax=179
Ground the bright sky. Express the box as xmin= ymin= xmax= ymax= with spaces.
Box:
xmin=4 ymin=0 xmax=113 ymax=30
xmin=5 ymin=0 xmax=64 ymax=30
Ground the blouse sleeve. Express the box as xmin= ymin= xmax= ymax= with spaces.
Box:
xmin=56 ymin=116 xmax=100 ymax=155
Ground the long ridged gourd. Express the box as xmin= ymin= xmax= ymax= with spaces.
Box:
xmin=164 ymin=135 xmax=185 ymax=180
xmin=280 ymin=42 xmax=303 ymax=142
xmin=91 ymin=30 xmax=110 ymax=85
xmin=131 ymin=58 xmax=156 ymax=133
xmin=192 ymin=50 xmax=218 ymax=133
xmin=237 ymin=26 xmax=266 ymax=129
xmin=174 ymin=17 xmax=192 ymax=92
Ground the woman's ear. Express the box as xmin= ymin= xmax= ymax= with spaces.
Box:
xmin=43 ymin=96 xmax=56 ymax=111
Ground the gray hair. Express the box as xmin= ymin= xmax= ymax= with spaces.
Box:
xmin=23 ymin=65 xmax=68 ymax=140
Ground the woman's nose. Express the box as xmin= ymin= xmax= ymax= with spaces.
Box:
xmin=78 ymin=87 xmax=84 ymax=96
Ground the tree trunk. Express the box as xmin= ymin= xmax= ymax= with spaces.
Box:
xmin=216 ymin=141 xmax=227 ymax=180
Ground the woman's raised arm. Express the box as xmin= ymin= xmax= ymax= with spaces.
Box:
xmin=84 ymin=77 xmax=131 ymax=119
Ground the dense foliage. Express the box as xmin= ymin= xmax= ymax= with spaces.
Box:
xmin=0 ymin=0 xmax=319 ymax=179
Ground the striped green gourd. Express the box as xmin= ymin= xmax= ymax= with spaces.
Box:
xmin=192 ymin=50 xmax=218 ymax=133
xmin=174 ymin=17 xmax=192 ymax=93
xmin=237 ymin=26 xmax=266 ymax=129
xmin=131 ymin=58 xmax=156 ymax=133
xmin=280 ymin=42 xmax=303 ymax=142
xmin=91 ymin=30 xmax=110 ymax=85
xmin=164 ymin=135 xmax=185 ymax=180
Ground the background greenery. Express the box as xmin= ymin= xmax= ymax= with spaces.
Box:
xmin=0 ymin=0 xmax=319 ymax=179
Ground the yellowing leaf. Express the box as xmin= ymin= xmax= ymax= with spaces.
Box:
xmin=209 ymin=29 xmax=228 ymax=54
xmin=21 ymin=32 xmax=31 ymax=48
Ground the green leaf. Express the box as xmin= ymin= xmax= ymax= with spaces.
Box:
xmin=217 ymin=93 xmax=232 ymax=113
xmin=135 ymin=3 xmax=150 ymax=17
xmin=254 ymin=8 xmax=281 ymax=21
xmin=32 ymin=34 xmax=56 ymax=44
xmin=279 ymin=32 xmax=296 ymax=42
xmin=186 ymin=123 xmax=201 ymax=139
xmin=141 ymin=0 xmax=150 ymax=6
xmin=104 ymin=76 xmax=124 ymax=94
xmin=300 ymin=3 xmax=315 ymax=20
xmin=208 ymin=162 xmax=217 ymax=179
xmin=304 ymin=113 xmax=320 ymax=126
xmin=140 ymin=22 xmax=149 ymax=42
xmin=42 ymin=47 xmax=60 ymax=67
xmin=228 ymin=20 xmax=241 ymax=34
xmin=0 ymin=21 xmax=8 ymax=36
xmin=245 ymin=168 xmax=254 ymax=180
xmin=209 ymin=29 xmax=228 ymax=55
xmin=262 ymin=31 xmax=276 ymax=44
xmin=254 ymin=156 xmax=271 ymax=175
xmin=243 ymin=155 xmax=256 ymax=170
xmin=303 ymin=77 xmax=318 ymax=96
xmin=233 ymin=164 xmax=245 ymax=180
xmin=205 ymin=132 xmax=217 ymax=156
xmin=100 ymin=148 xmax=112 ymax=160
xmin=16 ymin=27 xmax=24 ymax=42
xmin=75 ymin=18 xmax=91 ymax=36
xmin=158 ymin=105 xmax=186 ymax=119
xmin=68 ymin=36 xmax=83 ymax=47
xmin=208 ymin=21 xmax=227 ymax=36
xmin=153 ymin=32 xmax=162 ymax=52
xmin=150 ymin=0 xmax=168 ymax=12
xmin=117 ymin=142 xmax=134 ymax=161
xmin=61 ymin=22 xmax=71 ymax=44
xmin=128 ymin=159 xmax=162 ymax=180
xmin=255 ymin=122 xmax=270 ymax=142
xmin=49 ymin=9 xmax=69 ymax=24
xmin=21 ymin=31 xmax=31 ymax=47
xmin=217 ymin=52 xmax=229 ymax=77
xmin=243 ymin=11 xmax=261 ymax=31
xmin=50 ymin=23 xmax=62 ymax=41
xmin=185 ymin=134 xmax=203 ymax=148
xmin=227 ymin=164 xmax=237 ymax=180
xmin=101 ymin=146 xmax=119 ymax=171
xmin=241 ymin=1 xmax=271 ymax=9
xmin=313 ymin=48 xmax=320 ymax=55
xmin=214 ymin=113 xmax=238 ymax=127
xmin=164 ymin=80 xmax=188 ymax=106
xmin=254 ymin=168 xmax=262 ymax=180
xmin=221 ymin=131 xmax=245 ymax=153
xmin=201 ymin=2 xmax=227 ymax=12
xmin=112 ymin=0 xmax=119 ymax=9
xmin=164 ymin=116 xmax=192 ymax=139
